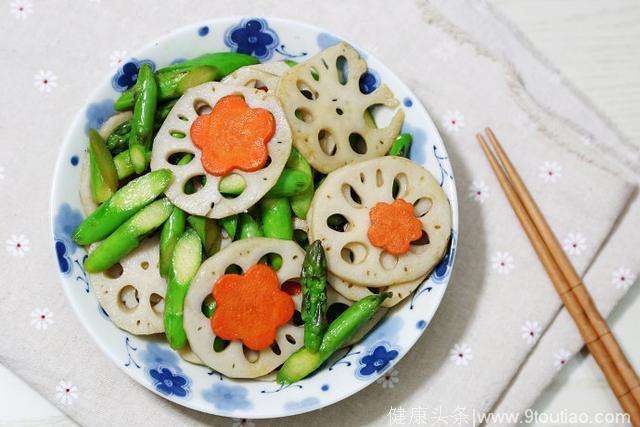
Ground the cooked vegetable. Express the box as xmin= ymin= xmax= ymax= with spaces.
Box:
xmin=265 ymin=169 xmax=312 ymax=198
xmin=389 ymin=133 xmax=413 ymax=158
xmin=129 ymin=64 xmax=158 ymax=174
xmin=84 ymin=198 xmax=174 ymax=273
xmin=218 ymin=215 xmax=238 ymax=240
xmin=219 ymin=174 xmax=247 ymax=195
xmin=159 ymin=206 xmax=186 ymax=278
xmin=74 ymin=170 xmax=173 ymax=245
xmin=187 ymin=215 xmax=222 ymax=257
xmin=106 ymin=120 xmax=132 ymax=154
xmin=211 ymin=264 xmax=295 ymax=350
xmin=114 ymin=66 xmax=218 ymax=111
xmin=260 ymin=198 xmax=293 ymax=270
xmin=190 ymin=95 xmax=275 ymax=176
xmin=201 ymin=295 xmax=216 ymax=318
xmin=113 ymin=149 xmax=152 ymax=180
xmin=238 ymin=213 xmax=263 ymax=239
xmin=301 ymin=240 xmax=328 ymax=352
xmin=368 ymin=199 xmax=422 ymax=256
xmin=156 ymin=99 xmax=179 ymax=123
xmin=286 ymin=148 xmax=314 ymax=219
xmin=164 ymin=229 xmax=202 ymax=349
xmin=277 ymin=292 xmax=391 ymax=384
xmin=157 ymin=52 xmax=259 ymax=77
xmin=88 ymin=129 xmax=119 ymax=203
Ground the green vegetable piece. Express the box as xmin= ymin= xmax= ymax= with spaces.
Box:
xmin=286 ymin=148 xmax=314 ymax=219
xmin=159 ymin=207 xmax=187 ymax=278
xmin=219 ymin=174 xmax=247 ymax=195
xmin=260 ymin=198 xmax=293 ymax=270
xmin=265 ymin=169 xmax=312 ymax=198
xmin=156 ymin=99 xmax=179 ymax=124
xmin=129 ymin=64 xmax=157 ymax=174
xmin=388 ymin=133 xmax=413 ymax=158
xmin=164 ymin=229 xmax=202 ymax=349
xmin=283 ymin=59 xmax=297 ymax=67
xmin=113 ymin=149 xmax=152 ymax=180
xmin=277 ymin=292 xmax=391 ymax=384
xmin=73 ymin=170 xmax=173 ymax=245
xmin=88 ymin=129 xmax=119 ymax=202
xmin=301 ymin=240 xmax=328 ymax=353
xmin=201 ymin=295 xmax=216 ymax=318
xmin=293 ymin=229 xmax=310 ymax=251
xmin=238 ymin=213 xmax=263 ymax=239
xmin=115 ymin=66 xmax=219 ymax=111
xmin=89 ymin=146 xmax=111 ymax=204
xmin=187 ymin=215 xmax=222 ymax=257
xmin=157 ymin=52 xmax=258 ymax=77
xmin=84 ymin=199 xmax=174 ymax=273
xmin=218 ymin=215 xmax=238 ymax=240
xmin=106 ymin=120 xmax=132 ymax=154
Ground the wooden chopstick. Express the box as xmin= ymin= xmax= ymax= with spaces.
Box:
xmin=477 ymin=130 xmax=640 ymax=426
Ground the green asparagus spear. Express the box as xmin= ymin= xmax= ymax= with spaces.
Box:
xmin=88 ymin=129 xmax=119 ymax=203
xmin=187 ymin=215 xmax=222 ymax=257
xmin=388 ymin=133 xmax=413 ymax=158
xmin=218 ymin=215 xmax=238 ymax=240
xmin=157 ymin=52 xmax=258 ymax=76
xmin=286 ymin=148 xmax=314 ymax=219
xmin=164 ymin=228 xmax=202 ymax=349
xmin=219 ymin=174 xmax=247 ymax=195
xmin=301 ymin=240 xmax=328 ymax=353
xmin=114 ymin=66 xmax=218 ymax=111
xmin=129 ymin=64 xmax=157 ymax=174
xmin=277 ymin=292 xmax=391 ymax=384
xmin=260 ymin=198 xmax=293 ymax=270
xmin=106 ymin=120 xmax=132 ymax=154
xmin=113 ymin=149 xmax=152 ymax=180
xmin=238 ymin=213 xmax=263 ymax=239
xmin=265 ymin=169 xmax=312 ymax=198
xmin=159 ymin=206 xmax=187 ymax=278
xmin=73 ymin=170 xmax=173 ymax=245
xmin=84 ymin=198 xmax=174 ymax=273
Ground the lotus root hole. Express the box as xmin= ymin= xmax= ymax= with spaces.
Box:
xmin=225 ymin=264 xmax=243 ymax=275
xmin=292 ymin=310 xmax=303 ymax=326
xmin=219 ymin=174 xmax=246 ymax=199
xmin=118 ymin=285 xmax=139 ymax=311
xmin=243 ymin=345 xmax=260 ymax=363
xmin=392 ymin=173 xmax=408 ymax=199
xmin=336 ymin=55 xmax=348 ymax=85
xmin=379 ymin=251 xmax=399 ymax=270
xmin=194 ymin=99 xmax=212 ymax=116
xmin=201 ymin=295 xmax=216 ymax=318
xmin=271 ymin=341 xmax=282 ymax=355
xmin=341 ymin=184 xmax=362 ymax=207
xmin=349 ymin=133 xmax=367 ymax=154
xmin=170 ymin=130 xmax=186 ymax=139
xmin=263 ymin=253 xmax=283 ymax=271
xmin=296 ymin=80 xmax=318 ymax=100
xmin=167 ymin=152 xmax=194 ymax=165
xmin=309 ymin=67 xmax=320 ymax=81
xmin=285 ymin=334 xmax=297 ymax=345
xmin=326 ymin=213 xmax=350 ymax=232
xmin=105 ymin=262 xmax=124 ymax=279
xmin=413 ymin=197 xmax=433 ymax=217
xmin=294 ymin=108 xmax=313 ymax=123
xmin=327 ymin=302 xmax=349 ymax=323
xmin=150 ymin=293 xmax=164 ymax=314
xmin=341 ymin=242 xmax=368 ymax=264
xmin=376 ymin=169 xmax=384 ymax=187
xmin=184 ymin=175 xmax=206 ymax=195
xmin=177 ymin=114 xmax=189 ymax=122
xmin=318 ymin=129 xmax=337 ymax=156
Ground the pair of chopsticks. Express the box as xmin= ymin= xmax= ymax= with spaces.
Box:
xmin=477 ymin=128 xmax=640 ymax=426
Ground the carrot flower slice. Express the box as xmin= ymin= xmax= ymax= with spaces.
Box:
xmin=367 ymin=199 xmax=423 ymax=256
xmin=190 ymin=95 xmax=275 ymax=176
xmin=211 ymin=264 xmax=294 ymax=351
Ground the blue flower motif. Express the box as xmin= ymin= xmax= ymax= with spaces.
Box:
xmin=358 ymin=343 xmax=399 ymax=377
xmin=359 ymin=69 xmax=379 ymax=94
xmin=111 ymin=58 xmax=155 ymax=92
xmin=85 ymin=99 xmax=115 ymax=135
xmin=362 ymin=316 xmax=403 ymax=347
xmin=54 ymin=239 xmax=72 ymax=275
xmin=284 ymin=397 xmax=321 ymax=411
xmin=198 ymin=25 xmax=209 ymax=37
xmin=225 ymin=18 xmax=279 ymax=61
xmin=202 ymin=382 xmax=252 ymax=411
xmin=432 ymin=230 xmax=456 ymax=283
xmin=149 ymin=366 xmax=190 ymax=397
xmin=139 ymin=343 xmax=181 ymax=370
xmin=54 ymin=203 xmax=83 ymax=249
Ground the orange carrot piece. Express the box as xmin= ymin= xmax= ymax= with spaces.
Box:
xmin=367 ymin=199 xmax=423 ymax=256
xmin=211 ymin=264 xmax=294 ymax=351
xmin=190 ymin=95 xmax=275 ymax=176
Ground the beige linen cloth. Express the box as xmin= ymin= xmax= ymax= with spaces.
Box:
xmin=0 ymin=1 xmax=637 ymax=426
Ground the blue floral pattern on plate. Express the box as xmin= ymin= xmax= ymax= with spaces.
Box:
xmin=111 ymin=58 xmax=156 ymax=92
xmin=203 ymin=382 xmax=253 ymax=411
xmin=225 ymin=18 xmax=279 ymax=61
xmin=149 ymin=366 xmax=191 ymax=397
xmin=357 ymin=343 xmax=399 ymax=378
xmin=84 ymin=99 xmax=115 ymax=135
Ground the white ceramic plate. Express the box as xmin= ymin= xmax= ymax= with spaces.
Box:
xmin=50 ymin=16 xmax=458 ymax=419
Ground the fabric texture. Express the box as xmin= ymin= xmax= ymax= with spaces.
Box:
xmin=0 ymin=1 xmax=637 ymax=426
